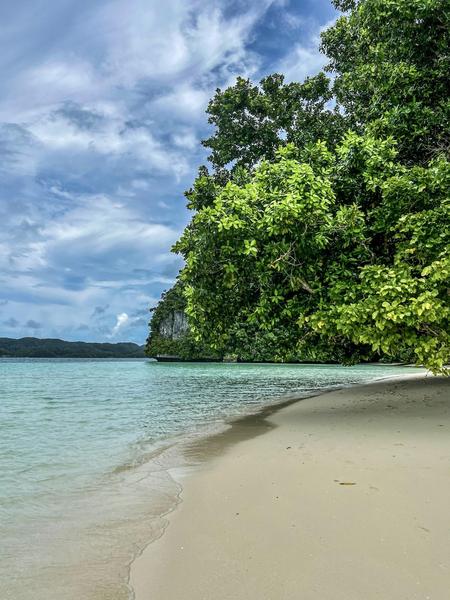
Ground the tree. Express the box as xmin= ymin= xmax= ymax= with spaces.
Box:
xmin=175 ymin=136 xmax=449 ymax=371
xmin=321 ymin=0 xmax=450 ymax=164
xmin=149 ymin=69 xmax=348 ymax=359
xmin=149 ymin=0 xmax=450 ymax=371
xmin=204 ymin=72 xmax=346 ymax=171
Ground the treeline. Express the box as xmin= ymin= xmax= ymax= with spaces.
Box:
xmin=0 ymin=337 xmax=146 ymax=358
xmin=148 ymin=0 xmax=449 ymax=372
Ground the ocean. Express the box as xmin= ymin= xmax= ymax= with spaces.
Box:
xmin=0 ymin=358 xmax=416 ymax=599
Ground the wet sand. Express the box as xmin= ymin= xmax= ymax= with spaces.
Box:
xmin=130 ymin=374 xmax=450 ymax=600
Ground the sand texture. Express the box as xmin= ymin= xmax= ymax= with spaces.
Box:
xmin=130 ymin=375 xmax=450 ymax=600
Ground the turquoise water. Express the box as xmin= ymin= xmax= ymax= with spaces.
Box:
xmin=0 ymin=359 xmax=416 ymax=600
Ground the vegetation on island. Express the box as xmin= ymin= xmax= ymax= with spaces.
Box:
xmin=145 ymin=283 xmax=221 ymax=360
xmin=0 ymin=338 xmax=145 ymax=359
xmin=147 ymin=0 xmax=449 ymax=372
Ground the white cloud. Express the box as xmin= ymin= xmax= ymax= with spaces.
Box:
xmin=274 ymin=16 xmax=337 ymax=84
xmin=36 ymin=194 xmax=182 ymax=265
xmin=150 ymin=83 xmax=211 ymax=122
xmin=27 ymin=108 xmax=190 ymax=178
xmin=110 ymin=309 xmax=151 ymax=337
xmin=0 ymin=191 xmax=182 ymax=316
xmin=0 ymin=0 xmax=336 ymax=342
xmin=89 ymin=0 xmax=272 ymax=86
xmin=30 ymin=60 xmax=97 ymax=97
xmin=0 ymin=0 xmax=275 ymax=123
xmin=111 ymin=312 xmax=129 ymax=335
xmin=172 ymin=129 xmax=198 ymax=150
xmin=277 ymin=44 xmax=327 ymax=83
xmin=281 ymin=12 xmax=304 ymax=29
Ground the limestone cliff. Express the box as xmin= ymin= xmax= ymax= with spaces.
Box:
xmin=146 ymin=283 xmax=220 ymax=361
xmin=157 ymin=310 xmax=189 ymax=340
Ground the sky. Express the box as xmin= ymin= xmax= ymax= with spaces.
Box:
xmin=0 ymin=0 xmax=337 ymax=344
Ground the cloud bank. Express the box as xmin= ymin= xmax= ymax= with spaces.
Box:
xmin=0 ymin=0 xmax=336 ymax=342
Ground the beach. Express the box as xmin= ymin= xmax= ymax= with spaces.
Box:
xmin=130 ymin=374 xmax=450 ymax=600
xmin=4 ymin=361 xmax=412 ymax=600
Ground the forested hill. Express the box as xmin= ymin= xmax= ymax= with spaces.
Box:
xmin=0 ymin=337 xmax=146 ymax=358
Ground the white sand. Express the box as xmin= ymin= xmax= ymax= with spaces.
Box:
xmin=130 ymin=374 xmax=450 ymax=600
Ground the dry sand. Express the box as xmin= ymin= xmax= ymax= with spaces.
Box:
xmin=130 ymin=374 xmax=450 ymax=600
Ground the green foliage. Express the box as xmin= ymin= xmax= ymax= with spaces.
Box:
xmin=149 ymin=0 xmax=450 ymax=372
xmin=322 ymin=0 xmax=450 ymax=163
xmin=175 ymin=143 xmax=336 ymax=348
xmin=204 ymin=73 xmax=347 ymax=170
xmin=176 ymin=134 xmax=449 ymax=372
xmin=145 ymin=331 xmax=221 ymax=361
xmin=145 ymin=282 xmax=220 ymax=360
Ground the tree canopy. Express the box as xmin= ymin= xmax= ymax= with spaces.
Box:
xmin=148 ymin=0 xmax=449 ymax=372
xmin=322 ymin=0 xmax=449 ymax=164
xmin=204 ymin=72 xmax=346 ymax=171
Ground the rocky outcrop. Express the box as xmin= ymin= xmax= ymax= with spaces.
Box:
xmin=157 ymin=310 xmax=189 ymax=340
xmin=146 ymin=283 xmax=220 ymax=361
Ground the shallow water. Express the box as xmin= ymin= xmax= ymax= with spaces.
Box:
xmin=0 ymin=359 xmax=416 ymax=599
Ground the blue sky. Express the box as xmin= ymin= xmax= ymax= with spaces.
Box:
xmin=0 ymin=0 xmax=337 ymax=343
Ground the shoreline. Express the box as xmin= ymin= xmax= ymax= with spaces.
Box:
xmin=1 ymin=362 xmax=418 ymax=600
xmin=129 ymin=372 xmax=449 ymax=600
xmin=125 ymin=371 xmax=420 ymax=590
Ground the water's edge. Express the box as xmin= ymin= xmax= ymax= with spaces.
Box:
xmin=126 ymin=370 xmax=423 ymax=598
xmin=1 ymin=361 xmax=422 ymax=600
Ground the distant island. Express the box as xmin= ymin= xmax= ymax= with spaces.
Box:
xmin=0 ymin=337 xmax=146 ymax=358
